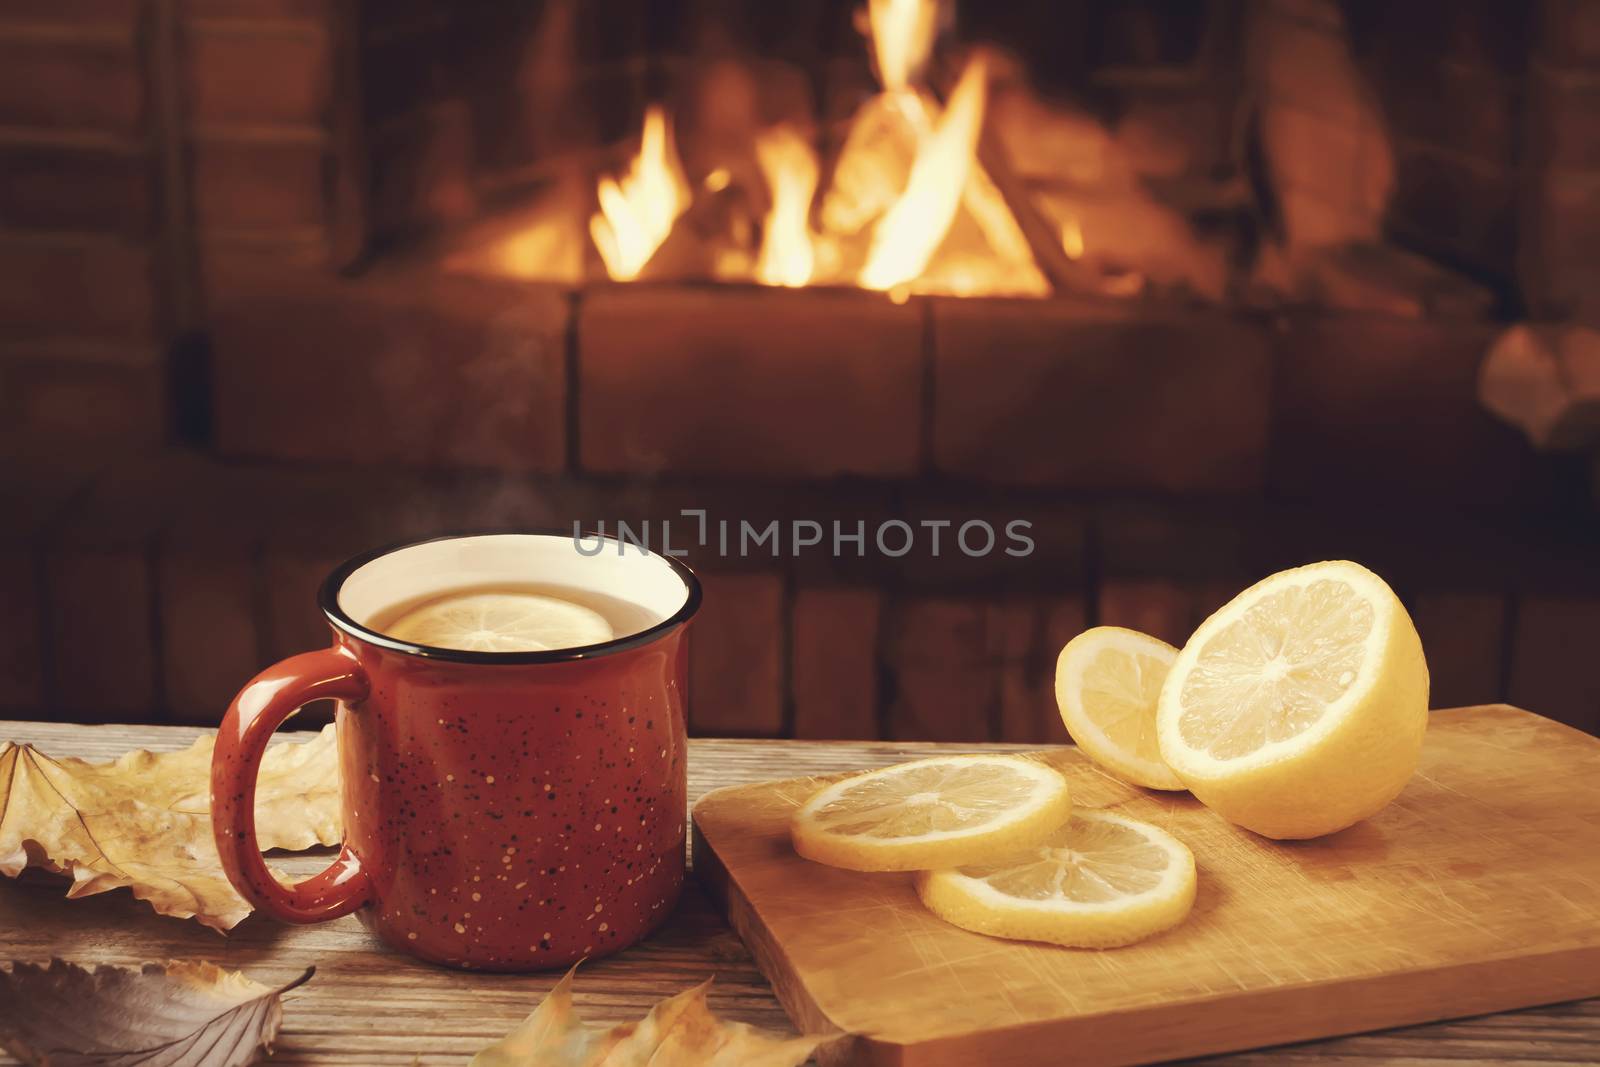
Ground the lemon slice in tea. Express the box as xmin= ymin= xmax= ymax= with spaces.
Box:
xmin=385 ymin=591 xmax=614 ymax=653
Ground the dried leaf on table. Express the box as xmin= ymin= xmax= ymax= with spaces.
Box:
xmin=0 ymin=958 xmax=313 ymax=1067
xmin=0 ymin=725 xmax=341 ymax=930
xmin=472 ymin=967 xmax=833 ymax=1067
xmin=70 ymin=723 xmax=342 ymax=852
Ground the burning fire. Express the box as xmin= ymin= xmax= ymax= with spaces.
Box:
xmin=1062 ymin=216 xmax=1085 ymax=260
xmin=573 ymin=0 xmax=1047 ymax=297
xmin=869 ymin=0 xmax=938 ymax=93
xmin=860 ymin=56 xmax=986 ymax=291
xmin=753 ymin=126 xmax=820 ymax=288
xmin=589 ymin=106 xmax=690 ymax=281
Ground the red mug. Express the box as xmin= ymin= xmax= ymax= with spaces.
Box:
xmin=211 ymin=532 xmax=701 ymax=970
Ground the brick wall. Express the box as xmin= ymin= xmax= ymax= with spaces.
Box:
xmin=5 ymin=251 xmax=1595 ymax=739
xmin=0 ymin=0 xmax=359 ymax=454
xmin=1345 ymin=0 xmax=1533 ymax=286
xmin=1248 ymin=0 xmax=1598 ymax=317
xmin=1252 ymin=0 xmax=1518 ymax=270
xmin=0 ymin=3 xmax=171 ymax=449
xmin=180 ymin=0 xmax=354 ymax=290
xmin=1521 ymin=0 xmax=1600 ymax=322
xmin=7 ymin=440 xmax=1597 ymax=739
xmin=194 ymin=265 xmax=1596 ymax=738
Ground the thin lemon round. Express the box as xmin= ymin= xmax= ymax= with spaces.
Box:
xmin=790 ymin=755 xmax=1071 ymax=872
xmin=385 ymin=592 xmax=614 ymax=653
xmin=916 ymin=810 xmax=1196 ymax=948
xmin=1156 ymin=560 xmax=1429 ymax=840
xmin=1056 ymin=627 xmax=1185 ymax=791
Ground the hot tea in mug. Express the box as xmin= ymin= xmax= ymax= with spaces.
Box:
xmin=210 ymin=532 xmax=701 ymax=971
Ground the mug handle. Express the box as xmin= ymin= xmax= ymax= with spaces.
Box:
xmin=211 ymin=647 xmax=374 ymax=924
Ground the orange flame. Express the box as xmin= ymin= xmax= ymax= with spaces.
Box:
xmin=754 ymin=126 xmax=820 ymax=288
xmin=1062 ymin=216 xmax=1085 ymax=260
xmin=860 ymin=56 xmax=987 ymax=291
xmin=869 ymin=0 xmax=938 ymax=94
xmin=530 ymin=0 xmax=1048 ymax=296
xmin=590 ymin=106 xmax=690 ymax=280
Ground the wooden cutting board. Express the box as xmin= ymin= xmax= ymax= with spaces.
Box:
xmin=691 ymin=705 xmax=1600 ymax=1067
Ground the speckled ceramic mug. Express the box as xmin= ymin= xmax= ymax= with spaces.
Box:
xmin=210 ymin=532 xmax=701 ymax=971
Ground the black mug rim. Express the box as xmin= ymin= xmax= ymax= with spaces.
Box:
xmin=317 ymin=529 xmax=703 ymax=665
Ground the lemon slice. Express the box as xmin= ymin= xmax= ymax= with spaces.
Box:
xmin=384 ymin=592 xmax=615 ymax=653
xmin=790 ymin=755 xmax=1071 ymax=872
xmin=916 ymin=810 xmax=1196 ymax=948
xmin=1055 ymin=627 xmax=1185 ymax=791
xmin=1156 ymin=560 xmax=1429 ymax=840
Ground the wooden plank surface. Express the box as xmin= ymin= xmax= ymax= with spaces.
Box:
xmin=694 ymin=706 xmax=1600 ymax=1067
xmin=0 ymin=715 xmax=1597 ymax=1065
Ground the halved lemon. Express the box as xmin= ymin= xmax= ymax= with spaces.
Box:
xmin=384 ymin=591 xmax=614 ymax=653
xmin=790 ymin=755 xmax=1071 ymax=872
xmin=1156 ymin=560 xmax=1429 ymax=840
xmin=916 ymin=810 xmax=1196 ymax=948
xmin=1056 ymin=627 xmax=1185 ymax=791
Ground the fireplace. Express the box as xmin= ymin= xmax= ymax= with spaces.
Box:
xmin=2 ymin=0 xmax=1598 ymax=740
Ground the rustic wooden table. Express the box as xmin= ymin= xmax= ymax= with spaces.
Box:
xmin=2 ymin=720 xmax=1597 ymax=1066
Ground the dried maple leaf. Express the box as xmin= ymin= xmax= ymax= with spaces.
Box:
xmin=72 ymin=724 xmax=341 ymax=852
xmin=0 ymin=725 xmax=340 ymax=930
xmin=472 ymin=968 xmax=832 ymax=1067
xmin=0 ymin=958 xmax=312 ymax=1067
